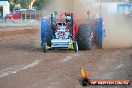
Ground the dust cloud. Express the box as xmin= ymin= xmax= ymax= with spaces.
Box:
xmin=38 ymin=0 xmax=132 ymax=48
xmin=103 ymin=14 xmax=132 ymax=48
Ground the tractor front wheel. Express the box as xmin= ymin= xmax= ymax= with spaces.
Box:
xmin=73 ymin=41 xmax=78 ymax=52
xmin=43 ymin=43 xmax=47 ymax=53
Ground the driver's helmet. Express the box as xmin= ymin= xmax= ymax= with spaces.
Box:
xmin=66 ymin=15 xmax=71 ymax=20
xmin=65 ymin=13 xmax=71 ymax=22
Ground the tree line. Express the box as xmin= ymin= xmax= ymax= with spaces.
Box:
xmin=6 ymin=0 xmax=48 ymax=11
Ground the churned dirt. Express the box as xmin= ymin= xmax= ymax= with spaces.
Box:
xmin=0 ymin=0 xmax=132 ymax=88
xmin=0 ymin=27 xmax=131 ymax=88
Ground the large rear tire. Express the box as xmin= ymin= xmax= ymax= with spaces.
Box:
xmin=45 ymin=25 xmax=53 ymax=46
xmin=95 ymin=32 xmax=103 ymax=49
xmin=94 ymin=18 xmax=105 ymax=49
xmin=77 ymin=24 xmax=93 ymax=50
xmin=45 ymin=14 xmax=55 ymax=47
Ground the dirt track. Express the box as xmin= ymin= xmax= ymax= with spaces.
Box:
xmin=0 ymin=0 xmax=132 ymax=87
xmin=0 ymin=27 xmax=132 ymax=88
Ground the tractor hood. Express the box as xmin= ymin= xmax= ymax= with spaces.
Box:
xmin=5 ymin=14 xmax=13 ymax=17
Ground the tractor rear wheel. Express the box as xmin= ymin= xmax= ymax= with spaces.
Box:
xmin=46 ymin=25 xmax=53 ymax=46
xmin=95 ymin=33 xmax=103 ymax=49
xmin=77 ymin=24 xmax=93 ymax=50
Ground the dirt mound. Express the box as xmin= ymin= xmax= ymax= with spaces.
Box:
xmin=0 ymin=33 xmax=131 ymax=88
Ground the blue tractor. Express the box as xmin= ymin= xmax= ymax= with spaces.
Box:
xmin=40 ymin=12 xmax=105 ymax=53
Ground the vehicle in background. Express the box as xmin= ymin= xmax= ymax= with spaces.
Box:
xmin=5 ymin=9 xmax=36 ymax=22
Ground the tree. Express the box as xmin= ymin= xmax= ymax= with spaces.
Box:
xmin=18 ymin=0 xmax=32 ymax=9
xmin=33 ymin=0 xmax=48 ymax=10
xmin=7 ymin=0 xmax=48 ymax=10
xmin=8 ymin=0 xmax=15 ymax=11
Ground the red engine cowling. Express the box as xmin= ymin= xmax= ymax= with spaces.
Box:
xmin=56 ymin=12 xmax=78 ymax=39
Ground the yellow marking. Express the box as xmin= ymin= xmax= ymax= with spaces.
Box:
xmin=46 ymin=46 xmax=51 ymax=50
xmin=68 ymin=40 xmax=74 ymax=49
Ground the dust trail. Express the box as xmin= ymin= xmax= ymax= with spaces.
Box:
xmin=74 ymin=1 xmax=132 ymax=48
xmin=43 ymin=0 xmax=96 ymax=23
xmin=36 ymin=0 xmax=132 ymax=48
xmin=103 ymin=14 xmax=132 ymax=48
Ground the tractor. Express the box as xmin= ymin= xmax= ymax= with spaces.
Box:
xmin=40 ymin=11 xmax=105 ymax=53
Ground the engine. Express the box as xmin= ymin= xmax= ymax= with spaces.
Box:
xmin=55 ymin=22 xmax=70 ymax=39
xmin=51 ymin=22 xmax=72 ymax=48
